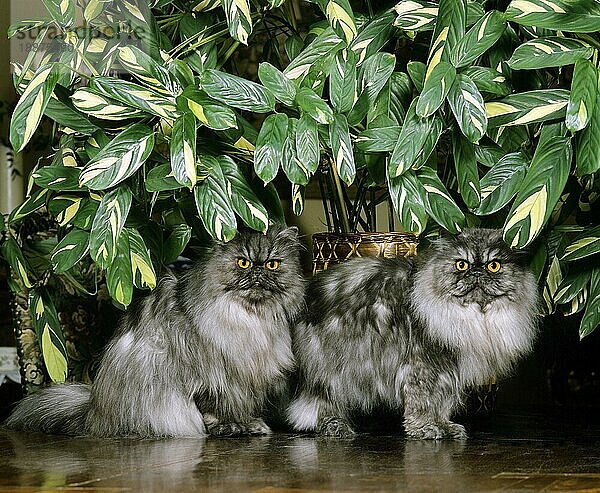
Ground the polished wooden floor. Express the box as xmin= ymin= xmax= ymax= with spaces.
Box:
xmin=1 ymin=411 xmax=600 ymax=493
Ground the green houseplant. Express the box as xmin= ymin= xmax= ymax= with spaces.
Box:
xmin=1 ymin=0 xmax=600 ymax=386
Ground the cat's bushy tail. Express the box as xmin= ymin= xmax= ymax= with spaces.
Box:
xmin=4 ymin=383 xmax=91 ymax=435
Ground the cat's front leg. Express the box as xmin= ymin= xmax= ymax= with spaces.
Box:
xmin=402 ymin=367 xmax=467 ymax=440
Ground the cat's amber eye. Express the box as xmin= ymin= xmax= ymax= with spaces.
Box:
xmin=237 ymin=258 xmax=251 ymax=269
xmin=455 ymin=260 xmax=470 ymax=272
xmin=265 ymin=260 xmax=280 ymax=271
xmin=487 ymin=260 xmax=502 ymax=273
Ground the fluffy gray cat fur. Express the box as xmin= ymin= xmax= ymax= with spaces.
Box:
xmin=5 ymin=226 xmax=304 ymax=438
xmin=288 ymin=228 xmax=539 ymax=439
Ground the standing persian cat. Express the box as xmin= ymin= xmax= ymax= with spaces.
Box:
xmin=6 ymin=226 xmax=304 ymax=437
xmin=288 ymin=228 xmax=539 ymax=439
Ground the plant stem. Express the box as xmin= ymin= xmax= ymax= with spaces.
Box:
xmin=318 ymin=173 xmax=333 ymax=232
xmin=329 ymin=158 xmax=351 ymax=233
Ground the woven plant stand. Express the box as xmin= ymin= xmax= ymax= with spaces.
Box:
xmin=311 ymin=230 xmax=496 ymax=418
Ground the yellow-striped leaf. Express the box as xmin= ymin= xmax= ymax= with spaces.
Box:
xmin=567 ymin=59 xmax=597 ymax=133
xmin=580 ymin=267 xmax=600 ymax=338
xmin=292 ymin=184 xmax=305 ymax=216
xmin=329 ymin=114 xmax=356 ymax=186
xmin=254 ymin=113 xmax=288 ymax=184
xmin=91 ymin=77 xmax=179 ymax=120
xmin=72 ymin=87 xmax=145 ymax=121
xmin=219 ymin=155 xmax=269 ymax=233
xmin=177 ymin=87 xmax=238 ymax=131
xmin=350 ymin=11 xmax=395 ymax=65
xmin=1 ymin=238 xmax=34 ymax=289
xmin=561 ymin=225 xmax=600 ymax=262
xmin=417 ymin=166 xmax=466 ymax=234
xmin=450 ymin=10 xmax=506 ymax=68
xmin=416 ymin=61 xmax=455 ymax=118
xmin=388 ymin=170 xmax=428 ymax=234
xmin=42 ymin=0 xmax=75 ymax=28
xmin=29 ymin=288 xmax=68 ymax=382
xmin=10 ymin=64 xmax=59 ymax=153
xmin=107 ymin=229 xmax=133 ymax=307
xmin=117 ymin=46 xmax=182 ymax=96
xmin=80 ymin=124 xmax=155 ymax=190
xmin=221 ymin=0 xmax=253 ymax=45
xmin=284 ymin=28 xmax=344 ymax=83
xmin=170 ymin=113 xmax=197 ymax=189
xmin=89 ymin=186 xmax=132 ymax=269
xmin=317 ymin=0 xmax=357 ymax=44
xmin=51 ymin=228 xmax=90 ymax=273
xmin=394 ymin=1 xmax=438 ymax=32
xmin=8 ymin=189 xmax=50 ymax=224
xmin=503 ymin=136 xmax=572 ymax=248
xmin=508 ymin=37 xmax=593 ymax=70
xmin=447 ymin=74 xmax=487 ymax=143
xmin=505 ymin=0 xmax=600 ymax=33
xmin=486 ymin=89 xmax=569 ymax=128
xmin=194 ymin=157 xmax=237 ymax=241
xmin=127 ymin=228 xmax=156 ymax=290
xmin=32 ymin=166 xmax=82 ymax=192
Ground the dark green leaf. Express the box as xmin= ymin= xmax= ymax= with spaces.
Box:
xmin=447 ymin=73 xmax=487 ymax=143
xmin=561 ymin=225 xmax=600 ymax=262
xmin=329 ymin=113 xmax=356 ymax=186
xmin=580 ymin=267 xmax=600 ymax=338
xmin=329 ymin=49 xmax=357 ymax=114
xmin=296 ymin=87 xmax=335 ymax=124
xmin=258 ymin=62 xmax=297 ymax=106
xmin=32 ymin=166 xmax=82 ymax=192
xmin=450 ymin=10 xmax=506 ymax=68
xmin=567 ymin=59 xmax=597 ymax=132
xmin=296 ymin=114 xmax=320 ymax=175
xmin=170 ymin=113 xmax=197 ymax=188
xmin=51 ymin=228 xmax=90 ymax=273
xmin=106 ymin=229 xmax=133 ymax=307
xmin=200 ymin=69 xmax=275 ymax=113
xmin=388 ymin=171 xmax=428 ymax=234
xmin=453 ymin=131 xmax=481 ymax=209
xmin=254 ymin=113 xmax=288 ymax=184
xmin=416 ymin=61 xmax=456 ymax=118
xmin=177 ymin=87 xmax=238 ymax=131
xmin=508 ymin=37 xmax=593 ymax=70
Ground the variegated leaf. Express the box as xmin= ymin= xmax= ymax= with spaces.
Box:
xmin=258 ymin=62 xmax=297 ymax=106
xmin=194 ymin=157 xmax=237 ymax=241
xmin=80 ymin=124 xmax=155 ymax=190
xmin=389 ymin=99 xmax=442 ymax=177
xmin=1 ymin=238 xmax=34 ymax=289
xmin=505 ymin=0 xmax=600 ymax=33
xmin=388 ymin=170 xmax=428 ymax=234
xmin=292 ymin=184 xmax=305 ymax=216
xmin=486 ymin=89 xmax=570 ymax=127
xmin=356 ymin=126 xmax=401 ymax=152
xmin=561 ymin=225 xmax=600 ymax=262
xmin=163 ymin=224 xmax=193 ymax=264
xmin=567 ymin=59 xmax=597 ymax=133
xmin=117 ymin=46 xmax=181 ymax=96
xmin=296 ymin=114 xmax=320 ymax=174
xmin=89 ymin=186 xmax=133 ymax=269
xmin=508 ymin=37 xmax=593 ymax=70
xmin=575 ymin=65 xmax=600 ymax=176
xmin=350 ymin=11 xmax=396 ymax=65
xmin=452 ymin=131 xmax=481 ymax=209
xmin=127 ymin=228 xmax=157 ymax=290
xmin=555 ymin=268 xmax=592 ymax=305
xmin=416 ymin=60 xmax=455 ymax=118
xmin=447 ymin=74 xmax=487 ymax=143
xmin=219 ymin=156 xmax=269 ymax=233
xmin=107 ymin=229 xmax=133 ymax=307
xmin=475 ymin=152 xmax=529 ymax=215
xmin=48 ymin=195 xmax=99 ymax=229
xmin=10 ymin=64 xmax=59 ymax=153
xmin=296 ymin=87 xmax=335 ymax=124
xmin=42 ymin=0 xmax=75 ymax=27
xmin=417 ymin=166 xmax=466 ymax=234
xmin=580 ymin=267 xmax=600 ymax=338
xmin=200 ymin=69 xmax=275 ymax=113
xmin=462 ymin=67 xmax=511 ymax=96
xmin=503 ymin=136 xmax=572 ymax=248
xmin=170 ymin=113 xmax=197 ymax=188
xmin=450 ymin=10 xmax=506 ymax=68
xmin=282 ymin=119 xmax=311 ymax=186
xmin=284 ymin=28 xmax=344 ymax=83
xmin=29 ymin=288 xmax=68 ymax=382
xmin=177 ymin=87 xmax=238 ymax=131
xmin=393 ymin=1 xmax=438 ymax=32
xmin=32 ymin=166 xmax=81 ymax=192
xmin=91 ymin=77 xmax=179 ymax=119
xmin=317 ymin=0 xmax=357 ymax=44
xmin=329 ymin=49 xmax=357 ymax=114
xmin=221 ymin=0 xmax=253 ymax=45
xmin=8 ymin=189 xmax=50 ymax=224
xmin=254 ymin=113 xmax=288 ymax=184
xmin=426 ymin=0 xmax=466 ymax=81
xmin=329 ymin=114 xmax=356 ymax=186
xmin=146 ymin=163 xmax=181 ymax=192
xmin=51 ymin=228 xmax=90 ymax=273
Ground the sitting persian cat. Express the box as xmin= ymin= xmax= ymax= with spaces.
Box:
xmin=288 ymin=228 xmax=539 ymax=439
xmin=6 ymin=226 xmax=304 ymax=437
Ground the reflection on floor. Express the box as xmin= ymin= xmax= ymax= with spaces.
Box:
xmin=2 ymin=412 xmax=600 ymax=493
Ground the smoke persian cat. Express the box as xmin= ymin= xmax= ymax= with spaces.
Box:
xmin=6 ymin=226 xmax=304 ymax=437
xmin=288 ymin=228 xmax=538 ymax=439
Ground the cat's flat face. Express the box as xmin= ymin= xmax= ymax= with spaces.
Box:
xmin=422 ymin=228 xmax=528 ymax=310
xmin=209 ymin=226 xmax=303 ymax=305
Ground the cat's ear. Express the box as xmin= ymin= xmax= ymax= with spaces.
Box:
xmin=270 ymin=224 xmax=299 ymax=240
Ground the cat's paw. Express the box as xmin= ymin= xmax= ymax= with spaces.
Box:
xmin=317 ymin=417 xmax=356 ymax=438
xmin=208 ymin=422 xmax=244 ymax=437
xmin=405 ymin=423 xmax=446 ymax=440
xmin=243 ymin=418 xmax=272 ymax=435
xmin=443 ymin=422 xmax=468 ymax=440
